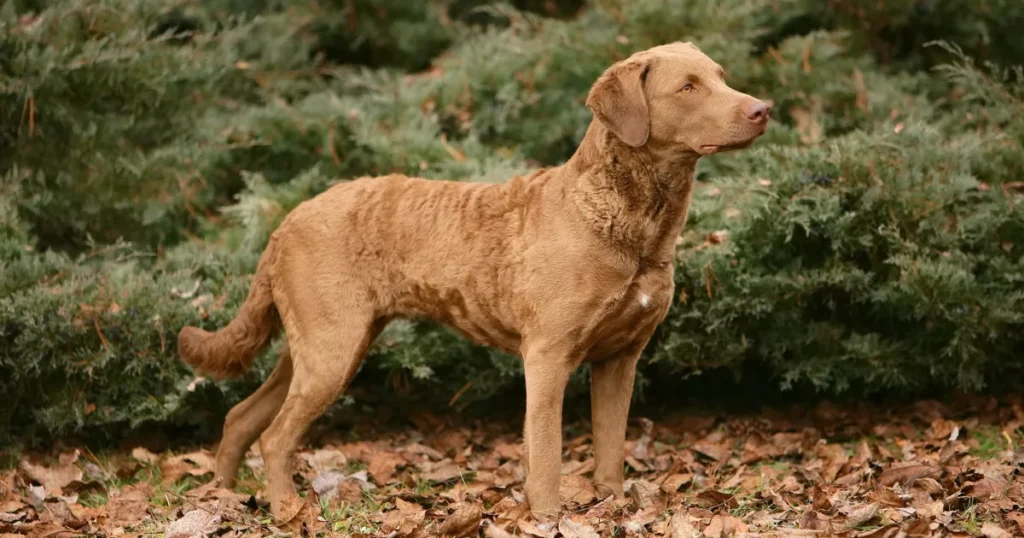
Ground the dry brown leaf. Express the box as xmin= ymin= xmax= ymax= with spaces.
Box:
xmin=628 ymin=479 xmax=664 ymax=511
xmin=1006 ymin=511 xmax=1024 ymax=533
xmin=981 ymin=522 xmax=1010 ymax=538
xmin=182 ymin=481 xmax=249 ymax=505
xmin=19 ymin=451 xmax=83 ymax=496
xmin=560 ymin=475 xmax=597 ymax=506
xmin=669 ymin=512 xmax=702 ymax=538
xmin=161 ymin=451 xmax=216 ymax=485
xmin=518 ymin=517 xmax=557 ymax=538
xmin=483 ymin=521 xmax=517 ymax=538
xmin=798 ymin=509 xmax=829 ymax=531
xmin=559 ymin=517 xmax=600 ymax=538
xmin=368 ymin=450 xmax=406 ymax=485
xmin=703 ymin=514 xmax=747 ymax=537
xmin=963 ymin=477 xmax=1007 ymax=502
xmin=696 ymin=490 xmax=738 ymax=510
xmin=841 ymin=502 xmax=879 ymax=529
xmin=790 ymin=106 xmax=823 ymax=145
xmin=810 ymin=485 xmax=832 ymax=512
xmin=38 ymin=499 xmax=81 ymax=528
xmin=378 ymin=498 xmax=426 ymax=536
xmin=0 ymin=501 xmax=26 ymax=515
xmin=877 ymin=464 xmax=940 ymax=487
xmin=854 ymin=524 xmax=900 ymax=538
xmin=660 ymin=472 xmax=693 ymax=493
xmin=692 ymin=439 xmax=728 ymax=462
xmin=300 ymin=447 xmax=347 ymax=471
xmin=438 ymin=504 xmax=482 ymax=537
xmin=630 ymin=418 xmax=656 ymax=465
xmin=422 ymin=461 xmax=464 ymax=484
xmin=104 ymin=482 xmax=153 ymax=530
xmin=165 ymin=508 xmax=221 ymax=538
xmin=130 ymin=447 xmax=160 ymax=465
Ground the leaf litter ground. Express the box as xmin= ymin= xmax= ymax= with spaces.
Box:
xmin=2 ymin=395 xmax=1022 ymax=537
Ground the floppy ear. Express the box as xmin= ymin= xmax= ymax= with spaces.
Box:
xmin=586 ymin=60 xmax=650 ymax=147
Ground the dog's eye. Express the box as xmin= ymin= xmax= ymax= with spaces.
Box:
xmin=681 ymin=84 xmax=694 ymax=93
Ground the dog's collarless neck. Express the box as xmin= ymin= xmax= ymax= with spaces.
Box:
xmin=564 ymin=123 xmax=697 ymax=260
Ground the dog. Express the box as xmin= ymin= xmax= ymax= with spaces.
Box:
xmin=178 ymin=41 xmax=770 ymax=523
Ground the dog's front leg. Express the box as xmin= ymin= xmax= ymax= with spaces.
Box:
xmin=590 ymin=349 xmax=642 ymax=499
xmin=522 ymin=346 xmax=574 ymax=518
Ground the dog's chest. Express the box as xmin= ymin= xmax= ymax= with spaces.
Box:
xmin=585 ymin=268 xmax=674 ymax=361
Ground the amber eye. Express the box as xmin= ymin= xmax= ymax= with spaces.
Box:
xmin=681 ymin=84 xmax=694 ymax=93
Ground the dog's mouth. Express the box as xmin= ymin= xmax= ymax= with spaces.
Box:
xmin=699 ymin=124 xmax=768 ymax=155
xmin=699 ymin=140 xmax=754 ymax=155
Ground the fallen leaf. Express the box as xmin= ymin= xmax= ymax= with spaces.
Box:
xmin=421 ymin=461 xmax=464 ymax=484
xmin=630 ymin=418 xmax=656 ymax=465
xmin=518 ymin=518 xmax=557 ymax=538
xmin=165 ymin=509 xmax=221 ymax=538
xmin=841 ymin=502 xmax=879 ymax=529
xmin=300 ymin=448 xmax=347 ymax=471
xmin=559 ymin=517 xmax=599 ymax=538
xmin=877 ymin=464 xmax=939 ymax=487
xmin=131 ymin=447 xmax=160 ymax=465
xmin=27 ymin=485 xmax=46 ymax=509
xmin=105 ymin=482 xmax=153 ymax=529
xmin=855 ymin=524 xmax=900 ymax=538
xmin=669 ymin=512 xmax=701 ymax=538
xmin=660 ymin=473 xmax=693 ymax=493
xmin=378 ymin=498 xmax=426 ymax=536
xmin=981 ymin=522 xmax=1010 ymax=538
xmin=369 ymin=450 xmax=406 ymax=485
xmin=484 ymin=521 xmax=517 ymax=538
xmin=438 ymin=504 xmax=482 ymax=537
xmin=161 ymin=451 xmax=216 ymax=485
xmin=560 ymin=475 xmax=597 ymax=506
xmin=1006 ymin=511 xmax=1024 ymax=533
xmin=963 ymin=477 xmax=1007 ymax=502
xmin=696 ymin=489 xmax=738 ymax=510
xmin=19 ymin=451 xmax=83 ymax=496
xmin=703 ymin=514 xmax=746 ymax=537
xmin=0 ymin=501 xmax=26 ymax=514
xmin=628 ymin=479 xmax=665 ymax=511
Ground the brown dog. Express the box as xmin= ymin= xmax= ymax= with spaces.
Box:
xmin=178 ymin=41 xmax=769 ymax=522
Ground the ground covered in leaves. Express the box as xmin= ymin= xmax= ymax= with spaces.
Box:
xmin=2 ymin=395 xmax=1022 ymax=537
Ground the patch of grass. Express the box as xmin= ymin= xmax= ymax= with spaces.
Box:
xmin=236 ymin=465 xmax=265 ymax=496
xmin=958 ymin=504 xmax=982 ymax=535
xmin=414 ymin=479 xmax=437 ymax=496
xmin=969 ymin=426 xmax=1004 ymax=460
xmin=0 ymin=448 xmax=22 ymax=470
xmin=320 ymin=494 xmax=383 ymax=536
xmin=78 ymin=490 xmax=110 ymax=507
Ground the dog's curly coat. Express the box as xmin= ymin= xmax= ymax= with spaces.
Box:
xmin=179 ymin=41 xmax=770 ymax=524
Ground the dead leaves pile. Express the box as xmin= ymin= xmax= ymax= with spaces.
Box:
xmin=1 ymin=396 xmax=1022 ymax=537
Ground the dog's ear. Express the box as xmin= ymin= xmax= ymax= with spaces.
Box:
xmin=586 ymin=60 xmax=651 ymax=147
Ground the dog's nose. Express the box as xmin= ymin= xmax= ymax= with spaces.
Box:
xmin=744 ymin=100 xmax=770 ymax=123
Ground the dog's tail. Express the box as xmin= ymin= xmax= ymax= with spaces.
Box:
xmin=177 ymin=241 xmax=280 ymax=379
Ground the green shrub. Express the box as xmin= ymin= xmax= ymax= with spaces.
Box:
xmin=2 ymin=0 xmax=1022 ymax=442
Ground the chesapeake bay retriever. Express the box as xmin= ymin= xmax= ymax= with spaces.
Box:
xmin=178 ymin=41 xmax=770 ymax=523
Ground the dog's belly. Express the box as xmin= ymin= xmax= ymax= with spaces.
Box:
xmin=392 ymin=280 xmax=523 ymax=355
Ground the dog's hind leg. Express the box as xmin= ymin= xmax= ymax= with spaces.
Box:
xmin=214 ymin=344 xmax=293 ymax=489
xmin=258 ymin=304 xmax=384 ymax=526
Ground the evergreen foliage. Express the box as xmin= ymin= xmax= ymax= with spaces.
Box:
xmin=1 ymin=0 xmax=1022 ymax=441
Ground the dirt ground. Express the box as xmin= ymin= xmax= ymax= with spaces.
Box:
xmin=2 ymin=395 xmax=1022 ymax=537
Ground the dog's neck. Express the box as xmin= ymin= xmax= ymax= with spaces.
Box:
xmin=563 ymin=120 xmax=699 ymax=265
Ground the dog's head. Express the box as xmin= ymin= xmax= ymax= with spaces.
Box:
xmin=586 ymin=42 xmax=769 ymax=156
